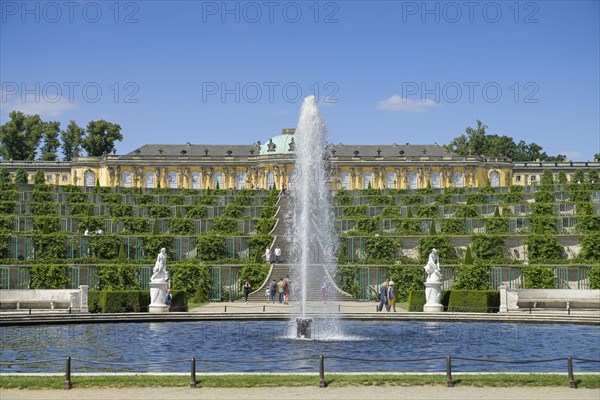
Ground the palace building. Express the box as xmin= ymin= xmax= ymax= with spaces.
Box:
xmin=1 ymin=129 xmax=598 ymax=189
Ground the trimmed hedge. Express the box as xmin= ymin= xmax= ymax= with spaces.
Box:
xmin=447 ymin=290 xmax=500 ymax=313
xmin=89 ymin=290 xmax=187 ymax=313
xmin=408 ymin=289 xmax=498 ymax=313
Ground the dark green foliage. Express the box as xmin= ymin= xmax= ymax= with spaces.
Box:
xmin=403 ymin=194 xmax=422 ymax=205
xmin=143 ymin=235 xmax=175 ymax=260
xmin=471 ymin=235 xmax=506 ymax=261
xmin=417 ymin=204 xmax=439 ymax=218
xmin=110 ymin=203 xmax=133 ymax=218
xmin=198 ymin=233 xmax=226 ymax=261
xmin=540 ymin=169 xmax=554 ymax=186
xmin=69 ymin=202 xmax=93 ymax=216
xmin=466 ymin=192 xmax=487 ymax=205
xmin=171 ymin=262 xmax=210 ymax=302
xmin=589 ymin=265 xmax=600 ymax=289
xmin=102 ymin=193 xmax=122 ymax=204
xmin=418 ymin=236 xmax=458 ymax=264
xmin=407 ymin=290 xmax=426 ymax=311
xmin=447 ymin=290 xmax=499 ymax=312
xmin=90 ymin=235 xmax=121 ymax=259
xmin=78 ymin=216 xmax=103 ymax=233
xmin=186 ymin=205 xmax=208 ymax=218
xmin=200 ymin=195 xmax=217 ymax=206
xmin=0 ymin=201 xmax=16 ymax=214
xmin=222 ymin=203 xmax=245 ymax=218
xmin=337 ymin=240 xmax=347 ymax=265
xmin=343 ymin=205 xmax=368 ymax=218
xmin=33 ymin=170 xmax=46 ymax=186
xmin=211 ymin=218 xmax=239 ymax=234
xmin=152 ymin=219 xmax=160 ymax=235
xmin=464 ymin=246 xmax=473 ymax=265
xmin=93 ymin=290 xmax=147 ymax=313
xmin=31 ymin=202 xmax=56 ymax=215
xmin=356 ymin=218 xmax=378 ymax=233
xmin=260 ymin=205 xmax=277 ymax=219
xmin=429 ymin=219 xmax=437 ymax=235
xmin=452 ymin=263 xmax=492 ymax=290
xmin=335 ymin=190 xmax=354 ymax=206
xmin=97 ymin=265 xmax=139 ymax=290
xmin=572 ymin=169 xmax=585 ymax=184
xmin=167 ymin=195 xmax=185 ymax=205
xmin=135 ymin=194 xmax=154 ymax=205
xmin=32 ymin=233 xmax=67 ymax=260
xmin=0 ymin=189 xmax=17 ymax=201
xmin=533 ymin=190 xmax=554 ymax=205
xmin=380 ymin=207 xmax=400 ymax=218
xmin=0 ymin=232 xmax=8 ymax=258
xmin=523 ymin=265 xmax=556 ymax=289
xmin=67 ymin=192 xmax=88 ymax=203
xmin=365 ymin=236 xmax=399 ymax=263
xmin=170 ymin=218 xmax=194 ymax=235
xmin=434 ymin=193 xmax=452 ymax=205
xmin=335 ymin=265 xmax=359 ymax=297
xmin=367 ymin=194 xmax=390 ymax=206
xmin=238 ymin=263 xmax=270 ymax=295
xmin=580 ymin=233 xmax=600 ymax=261
xmin=486 ymin=217 xmax=509 ymax=234
xmin=525 ymin=234 xmax=564 ymax=263
xmin=441 ymin=218 xmax=465 ymax=234
xmin=31 ymin=265 xmax=69 ymax=289
xmin=502 ymin=186 xmax=524 ymax=204
xmin=118 ymin=243 xmax=126 ymax=263
xmin=32 ymin=189 xmax=52 ymax=203
xmin=14 ymin=168 xmax=28 ymax=184
xmin=0 ymin=168 xmax=11 ymax=184
xmin=33 ymin=216 xmax=60 ymax=233
xmin=122 ymin=217 xmax=149 ymax=234
xmin=0 ymin=215 xmax=14 ymax=231
xmin=455 ymin=205 xmax=478 ymax=218
xmin=255 ymin=218 xmax=276 ymax=235
xmin=388 ymin=266 xmax=424 ymax=302
xmin=557 ymin=171 xmax=568 ymax=184
xmin=576 ymin=216 xmax=600 ymax=233
xmin=149 ymin=204 xmax=172 ymax=218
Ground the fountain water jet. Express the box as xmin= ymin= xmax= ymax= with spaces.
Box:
xmin=287 ymin=96 xmax=338 ymax=338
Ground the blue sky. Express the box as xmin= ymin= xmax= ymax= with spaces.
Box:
xmin=1 ymin=0 xmax=599 ymax=160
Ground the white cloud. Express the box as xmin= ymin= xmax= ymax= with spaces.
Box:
xmin=563 ymin=151 xmax=583 ymax=161
xmin=376 ymin=95 xmax=438 ymax=113
xmin=1 ymin=95 xmax=78 ymax=117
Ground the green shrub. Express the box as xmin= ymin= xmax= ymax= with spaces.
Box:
xmin=31 ymin=202 xmax=56 ymax=215
xmin=90 ymin=235 xmax=121 ymax=259
xmin=31 ymin=264 xmax=69 ymax=289
xmin=417 ymin=204 xmax=439 ymax=218
xmin=466 ymin=192 xmax=487 ymax=205
xmin=150 ymin=204 xmax=172 ymax=218
xmin=471 ymin=235 xmax=506 ymax=261
xmin=110 ymin=203 xmax=133 ymax=218
xmin=200 ymin=195 xmax=217 ymax=206
xmin=14 ymin=168 xmax=28 ymax=184
xmin=525 ymin=235 xmax=564 ymax=263
xmin=589 ymin=265 xmax=600 ymax=289
xmin=171 ymin=262 xmax=210 ymax=303
xmin=435 ymin=193 xmax=452 ymax=205
xmin=576 ymin=215 xmax=600 ymax=233
xmin=418 ymin=236 xmax=458 ymax=264
xmin=78 ymin=216 xmax=103 ymax=233
xmin=69 ymin=202 xmax=93 ymax=216
xmin=167 ymin=195 xmax=185 ymax=205
xmin=198 ymin=233 xmax=226 ymax=261
xmin=238 ymin=263 xmax=270 ymax=295
xmin=486 ymin=217 xmax=509 ymax=234
xmin=0 ymin=201 xmax=16 ymax=214
xmin=335 ymin=190 xmax=354 ymax=206
xmin=335 ymin=265 xmax=359 ymax=297
xmin=97 ymin=265 xmax=139 ymax=290
xmin=211 ymin=218 xmax=239 ymax=234
xmin=367 ymin=195 xmax=390 ymax=206
xmin=0 ymin=189 xmax=18 ymax=201
xmin=143 ymin=235 xmax=175 ymax=260
xmin=222 ymin=203 xmax=245 ymax=218
xmin=365 ymin=236 xmax=399 ymax=263
xmin=136 ymin=194 xmax=154 ymax=205
xmin=123 ymin=217 xmax=149 ymax=234
xmin=447 ymin=290 xmax=499 ymax=313
xmin=395 ymin=218 xmax=421 ymax=234
xmin=580 ymin=233 xmax=600 ymax=261
xmin=32 ymin=189 xmax=52 ymax=203
xmin=380 ymin=207 xmax=400 ymax=218
xmin=0 ymin=215 xmax=14 ymax=231
xmin=523 ymin=265 xmax=556 ymax=288
xmin=100 ymin=290 xmax=147 ymax=313
xmin=67 ymin=192 xmax=88 ymax=203
xmin=256 ymin=218 xmax=276 ymax=235
xmin=170 ymin=217 xmax=194 ymax=235
xmin=343 ymin=205 xmax=368 ymax=218
xmin=389 ymin=266 xmax=424 ymax=302
xmin=186 ymin=205 xmax=208 ymax=218
xmin=33 ymin=216 xmax=60 ymax=233
xmin=440 ymin=218 xmax=465 ymax=234
xmin=260 ymin=205 xmax=277 ymax=219
xmin=455 ymin=205 xmax=478 ymax=218
xmin=403 ymin=194 xmax=422 ymax=205
xmin=32 ymin=233 xmax=67 ymax=260
xmin=452 ymin=263 xmax=492 ymax=290
xmin=408 ymin=290 xmax=426 ymax=311
xmin=101 ymin=193 xmax=122 ymax=204
xmin=356 ymin=218 xmax=378 ymax=233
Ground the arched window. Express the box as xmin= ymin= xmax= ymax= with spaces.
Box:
xmin=490 ymin=171 xmax=500 ymax=187
xmin=340 ymin=172 xmax=350 ymax=189
xmin=145 ymin=171 xmax=155 ymax=188
xmin=454 ymin=171 xmax=463 ymax=188
xmin=408 ymin=172 xmax=418 ymax=189
xmin=122 ymin=171 xmax=132 ymax=188
xmin=266 ymin=171 xmax=275 ymax=189
xmin=168 ymin=171 xmax=177 ymax=189
xmin=288 ymin=170 xmax=297 ymax=190
xmin=191 ymin=171 xmax=200 ymax=190
xmin=236 ymin=171 xmax=246 ymax=190
xmin=363 ymin=171 xmax=373 ymax=189
xmin=84 ymin=171 xmax=95 ymax=187
xmin=386 ymin=172 xmax=396 ymax=189
xmin=213 ymin=171 xmax=223 ymax=189
xmin=431 ymin=172 xmax=440 ymax=188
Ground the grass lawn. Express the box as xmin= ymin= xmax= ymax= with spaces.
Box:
xmin=1 ymin=374 xmax=599 ymax=389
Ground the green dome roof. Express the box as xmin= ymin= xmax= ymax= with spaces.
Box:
xmin=259 ymin=130 xmax=296 ymax=155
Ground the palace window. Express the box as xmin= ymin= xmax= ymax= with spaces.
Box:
xmin=531 ymin=175 xmax=537 ymax=182
xmin=363 ymin=171 xmax=373 ymax=189
xmin=431 ymin=172 xmax=440 ymax=188
xmin=454 ymin=171 xmax=463 ymax=188
xmin=236 ymin=172 xmax=246 ymax=190
xmin=145 ymin=171 xmax=155 ymax=188
xmin=168 ymin=172 xmax=177 ymax=189
xmin=490 ymin=171 xmax=500 ymax=187
xmin=84 ymin=171 xmax=95 ymax=187
xmin=213 ymin=171 xmax=223 ymax=189
xmin=122 ymin=171 xmax=132 ymax=187
xmin=46 ymin=175 xmax=53 ymax=182
xmin=340 ymin=172 xmax=350 ymax=189
xmin=515 ymin=175 xmax=522 ymax=183
xmin=408 ymin=172 xmax=418 ymax=189
xmin=62 ymin=175 xmax=68 ymax=182
xmin=191 ymin=171 xmax=201 ymax=189
xmin=266 ymin=171 xmax=275 ymax=189
xmin=386 ymin=172 xmax=396 ymax=189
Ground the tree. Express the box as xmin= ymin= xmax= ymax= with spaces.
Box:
xmin=595 ymin=153 xmax=600 ymax=162
xmin=0 ymin=111 xmax=45 ymax=160
xmin=14 ymin=168 xmax=28 ymax=184
xmin=39 ymin=121 xmax=61 ymax=161
xmin=0 ymin=168 xmax=10 ymax=184
xmin=33 ymin=170 xmax=46 ymax=186
xmin=61 ymin=121 xmax=84 ymax=161
xmin=82 ymin=120 xmax=123 ymax=157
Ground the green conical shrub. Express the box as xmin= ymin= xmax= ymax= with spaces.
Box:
xmin=464 ymin=246 xmax=473 ymax=265
xmin=118 ymin=243 xmax=126 ymax=264
xmin=494 ymin=206 xmax=500 ymax=217
xmin=429 ymin=219 xmax=437 ymax=235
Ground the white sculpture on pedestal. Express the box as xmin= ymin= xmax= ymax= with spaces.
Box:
xmin=423 ymin=248 xmax=444 ymax=312
xmin=149 ymin=248 xmax=169 ymax=313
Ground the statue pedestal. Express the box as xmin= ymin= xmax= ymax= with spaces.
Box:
xmin=149 ymin=281 xmax=168 ymax=313
xmin=423 ymin=281 xmax=444 ymax=313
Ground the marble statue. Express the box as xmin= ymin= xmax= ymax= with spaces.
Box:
xmin=424 ymin=248 xmax=442 ymax=283
xmin=423 ymin=248 xmax=444 ymax=312
xmin=151 ymin=248 xmax=169 ymax=282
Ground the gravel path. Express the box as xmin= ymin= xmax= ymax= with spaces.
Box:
xmin=2 ymin=386 xmax=600 ymax=400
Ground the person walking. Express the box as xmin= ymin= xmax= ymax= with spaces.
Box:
xmin=388 ymin=280 xmax=396 ymax=312
xmin=283 ymin=275 xmax=291 ymax=305
xmin=277 ymin=278 xmax=284 ymax=303
xmin=274 ymin=246 xmax=282 ymax=263
xmin=321 ymin=277 xmax=329 ymax=304
xmin=243 ymin=281 xmax=251 ymax=304
xmin=264 ymin=247 xmax=271 ymax=264
xmin=269 ymin=278 xmax=277 ymax=304
xmin=165 ymin=289 xmax=172 ymax=312
xmin=378 ymin=281 xmax=390 ymax=312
